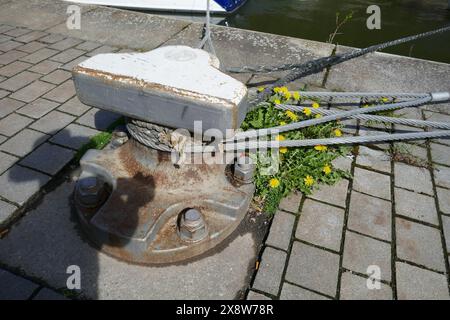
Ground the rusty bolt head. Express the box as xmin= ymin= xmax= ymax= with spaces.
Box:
xmin=76 ymin=176 xmax=103 ymax=208
xmin=178 ymin=209 xmax=208 ymax=242
xmin=234 ymin=157 xmax=255 ymax=183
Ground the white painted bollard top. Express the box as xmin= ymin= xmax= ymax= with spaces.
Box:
xmin=72 ymin=45 xmax=249 ymax=134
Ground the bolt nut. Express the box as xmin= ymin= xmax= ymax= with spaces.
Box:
xmin=75 ymin=176 xmax=104 ymax=208
xmin=178 ymin=208 xmax=208 ymax=242
xmin=234 ymin=156 xmax=255 ymax=183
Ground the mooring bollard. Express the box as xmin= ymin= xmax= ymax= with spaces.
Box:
xmin=71 ymin=46 xmax=255 ymax=264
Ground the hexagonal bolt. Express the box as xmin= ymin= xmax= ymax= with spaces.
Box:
xmin=178 ymin=208 xmax=208 ymax=243
xmin=76 ymin=176 xmax=104 ymax=208
xmin=234 ymin=156 xmax=255 ymax=183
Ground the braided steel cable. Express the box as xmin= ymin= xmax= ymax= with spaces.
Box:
xmin=274 ymin=104 xmax=450 ymax=130
xmin=243 ymin=25 xmax=450 ymax=104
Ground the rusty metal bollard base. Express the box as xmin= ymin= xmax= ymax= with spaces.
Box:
xmin=74 ymin=140 xmax=255 ymax=265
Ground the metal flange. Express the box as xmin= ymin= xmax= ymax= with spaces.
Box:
xmin=74 ymin=140 xmax=255 ymax=265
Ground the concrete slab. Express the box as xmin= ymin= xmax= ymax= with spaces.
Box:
xmin=0 ymin=180 xmax=261 ymax=299
xmin=47 ymin=7 xmax=190 ymax=51
xmin=326 ymin=47 xmax=450 ymax=93
xmin=0 ymin=0 xmax=95 ymax=31
xmin=164 ymin=23 xmax=333 ymax=86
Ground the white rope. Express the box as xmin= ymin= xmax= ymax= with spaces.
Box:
xmin=198 ymin=0 xmax=216 ymax=56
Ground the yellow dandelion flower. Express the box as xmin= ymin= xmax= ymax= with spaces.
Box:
xmin=293 ymin=91 xmax=300 ymax=101
xmin=314 ymin=145 xmax=328 ymax=152
xmin=362 ymin=104 xmax=369 ymax=108
xmin=269 ymin=178 xmax=280 ymax=188
xmin=273 ymin=87 xmax=282 ymax=94
xmin=257 ymin=86 xmax=265 ymax=92
xmin=284 ymin=91 xmax=292 ymax=100
xmin=315 ymin=114 xmax=322 ymax=119
xmin=280 ymin=147 xmax=288 ymax=154
xmin=312 ymin=102 xmax=320 ymax=109
xmin=334 ymin=129 xmax=343 ymax=137
xmin=323 ymin=165 xmax=332 ymax=175
xmin=275 ymin=134 xmax=285 ymax=141
xmin=279 ymin=121 xmax=287 ymax=126
xmin=303 ymin=107 xmax=312 ymax=116
xmin=304 ymin=175 xmax=314 ymax=187
xmin=280 ymin=86 xmax=289 ymax=94
xmin=381 ymin=97 xmax=389 ymax=103
xmin=274 ymin=99 xmax=281 ymax=105
xmin=285 ymin=110 xmax=298 ymax=121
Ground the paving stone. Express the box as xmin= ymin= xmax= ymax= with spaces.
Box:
xmin=396 ymin=217 xmax=446 ymax=272
xmin=0 ymin=97 xmax=25 ymax=118
xmin=246 ymin=291 xmax=271 ymax=300
xmin=396 ymin=262 xmax=450 ymax=300
xmin=0 ymin=199 xmax=18 ymax=227
xmin=15 ymin=41 xmax=47 ymax=54
xmin=0 ymin=151 xmax=18 ymax=174
xmin=0 ymin=50 xmax=27 ymax=65
xmin=0 ymin=129 xmax=49 ymax=157
xmin=16 ymin=98 xmax=59 ymax=119
xmin=393 ymin=142 xmax=428 ymax=163
xmin=0 ymin=269 xmax=39 ymax=300
xmin=357 ymin=146 xmax=391 ymax=173
xmin=0 ymin=113 xmax=33 ymax=136
xmin=41 ymin=69 xmax=72 ymax=85
xmin=0 ymin=25 xmax=15 ymax=34
xmin=20 ymin=143 xmax=74 ymax=175
xmin=14 ymin=31 xmax=47 ymax=43
xmin=339 ymin=271 xmax=393 ymax=300
xmin=437 ymin=187 xmax=450 ymax=214
xmin=50 ymin=48 xmax=85 ymax=64
xmin=285 ymin=242 xmax=340 ymax=297
xmin=278 ymin=191 xmax=301 ymax=214
xmin=357 ymin=128 xmax=390 ymax=150
xmin=30 ymin=110 xmax=75 ymax=134
xmin=0 ymin=34 xmax=11 ymax=44
xmin=353 ymin=167 xmax=391 ymax=201
xmin=28 ymin=60 xmax=61 ymax=75
xmin=0 ymin=165 xmax=50 ymax=205
xmin=0 ymin=40 xmax=22 ymax=52
xmin=394 ymin=162 xmax=433 ymax=196
xmin=42 ymin=80 xmax=75 ymax=103
xmin=430 ymin=143 xmax=450 ymax=166
xmin=75 ymin=41 xmax=101 ymax=51
xmin=295 ymin=199 xmax=344 ymax=251
xmin=342 ymin=231 xmax=391 ymax=282
xmin=0 ymin=61 xmax=32 ymax=77
xmin=395 ymin=187 xmax=438 ymax=225
xmin=4 ymin=27 xmax=31 ymax=37
xmin=86 ymin=45 xmax=118 ymax=56
xmin=48 ymin=38 xmax=83 ymax=51
xmin=10 ymin=80 xmax=55 ymax=103
xmin=0 ymin=71 xmax=40 ymax=91
xmin=279 ymin=283 xmax=329 ymax=300
xmin=59 ymin=55 xmax=88 ymax=71
xmin=50 ymin=123 xmax=100 ymax=150
xmin=331 ymin=156 xmax=353 ymax=172
xmin=0 ymin=89 xmax=8 ymax=99
xmin=347 ymin=191 xmax=391 ymax=242
xmin=252 ymin=247 xmax=286 ymax=296
xmin=39 ymin=33 xmax=65 ymax=44
xmin=20 ymin=48 xmax=58 ymax=64
xmin=33 ymin=288 xmax=68 ymax=300
xmin=57 ymin=96 xmax=90 ymax=116
xmin=434 ymin=165 xmax=450 ymax=189
xmin=308 ymin=179 xmax=349 ymax=208
xmin=443 ymin=216 xmax=450 ymax=253
xmin=265 ymin=210 xmax=295 ymax=251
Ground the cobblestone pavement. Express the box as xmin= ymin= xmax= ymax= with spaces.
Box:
xmin=248 ymin=129 xmax=450 ymax=300
xmin=0 ymin=0 xmax=450 ymax=300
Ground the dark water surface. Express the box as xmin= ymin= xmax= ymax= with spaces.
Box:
xmin=224 ymin=0 xmax=450 ymax=63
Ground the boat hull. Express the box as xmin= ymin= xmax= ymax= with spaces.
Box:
xmin=63 ymin=0 xmax=247 ymax=14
